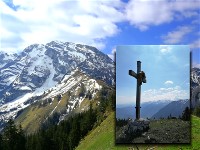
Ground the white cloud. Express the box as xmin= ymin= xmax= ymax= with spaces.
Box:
xmin=125 ymin=0 xmax=200 ymax=31
xmin=1 ymin=0 xmax=199 ymax=54
xmin=126 ymin=1 xmax=172 ymax=31
xmin=160 ymin=48 xmax=169 ymax=53
xmin=162 ymin=26 xmax=193 ymax=44
xmin=164 ymin=80 xmax=174 ymax=85
xmin=108 ymin=48 xmax=116 ymax=60
xmin=0 ymin=0 xmax=125 ymax=53
xmin=141 ymin=86 xmax=189 ymax=102
xmin=190 ymin=39 xmax=200 ymax=49
xmin=160 ymin=45 xmax=172 ymax=54
xmin=117 ymin=85 xmax=189 ymax=104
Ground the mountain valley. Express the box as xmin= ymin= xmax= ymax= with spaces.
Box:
xmin=116 ymin=99 xmax=189 ymax=120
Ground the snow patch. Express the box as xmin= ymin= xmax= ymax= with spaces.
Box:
xmin=19 ymin=86 xmax=32 ymax=91
xmin=68 ymin=51 xmax=86 ymax=61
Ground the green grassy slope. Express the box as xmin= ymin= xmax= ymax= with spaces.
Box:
xmin=15 ymin=94 xmax=96 ymax=134
xmin=76 ymin=112 xmax=127 ymax=150
xmin=76 ymin=113 xmax=200 ymax=150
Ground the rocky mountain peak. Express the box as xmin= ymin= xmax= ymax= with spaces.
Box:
xmin=0 ymin=40 xmax=114 ymax=104
xmin=191 ymin=67 xmax=200 ymax=89
xmin=0 ymin=41 xmax=114 ymax=129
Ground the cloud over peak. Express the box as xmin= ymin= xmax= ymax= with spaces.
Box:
xmin=162 ymin=26 xmax=193 ymax=44
xmin=1 ymin=0 xmax=199 ymax=54
xmin=0 ymin=0 xmax=125 ymax=53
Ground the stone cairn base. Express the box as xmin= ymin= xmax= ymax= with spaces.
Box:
xmin=116 ymin=118 xmax=150 ymax=143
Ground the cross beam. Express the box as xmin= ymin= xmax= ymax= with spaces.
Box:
xmin=129 ymin=61 xmax=146 ymax=120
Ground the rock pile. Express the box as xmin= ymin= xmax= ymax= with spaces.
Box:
xmin=116 ymin=118 xmax=150 ymax=143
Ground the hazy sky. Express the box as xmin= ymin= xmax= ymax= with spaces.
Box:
xmin=116 ymin=45 xmax=190 ymax=105
xmin=0 ymin=0 xmax=199 ymax=65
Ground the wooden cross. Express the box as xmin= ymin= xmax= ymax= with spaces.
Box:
xmin=129 ymin=61 xmax=146 ymax=120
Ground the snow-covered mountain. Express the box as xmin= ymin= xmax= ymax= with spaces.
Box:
xmin=1 ymin=69 xmax=112 ymax=133
xmin=0 ymin=52 xmax=18 ymax=93
xmin=0 ymin=41 xmax=114 ymax=129
xmin=0 ymin=52 xmax=18 ymax=69
xmin=191 ymin=67 xmax=200 ymax=89
xmin=191 ymin=67 xmax=200 ymax=108
xmin=0 ymin=41 xmax=114 ymax=103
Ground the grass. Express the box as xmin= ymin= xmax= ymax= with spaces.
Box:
xmin=15 ymin=98 xmax=58 ymax=133
xmin=76 ymin=112 xmax=127 ymax=150
xmin=76 ymin=113 xmax=200 ymax=150
xmin=55 ymin=93 xmax=69 ymax=112
xmin=15 ymin=83 xmax=98 ymax=134
xmin=15 ymin=95 xmax=69 ymax=134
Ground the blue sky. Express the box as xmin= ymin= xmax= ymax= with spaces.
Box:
xmin=193 ymin=49 xmax=200 ymax=68
xmin=0 ymin=0 xmax=199 ymax=66
xmin=116 ymin=45 xmax=190 ymax=105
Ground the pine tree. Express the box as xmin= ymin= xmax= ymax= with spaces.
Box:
xmin=69 ymin=117 xmax=80 ymax=150
xmin=0 ymin=133 xmax=2 ymax=150
xmin=16 ymin=125 xmax=26 ymax=150
xmin=2 ymin=119 xmax=19 ymax=150
xmin=182 ymin=107 xmax=190 ymax=121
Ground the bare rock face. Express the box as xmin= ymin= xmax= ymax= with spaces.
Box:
xmin=127 ymin=118 xmax=150 ymax=133
xmin=0 ymin=41 xmax=114 ymax=104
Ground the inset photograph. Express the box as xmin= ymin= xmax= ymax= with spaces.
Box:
xmin=116 ymin=45 xmax=190 ymax=144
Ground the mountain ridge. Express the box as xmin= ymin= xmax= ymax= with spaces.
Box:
xmin=151 ymin=99 xmax=189 ymax=119
xmin=116 ymin=100 xmax=171 ymax=119
xmin=0 ymin=41 xmax=114 ymax=130
xmin=0 ymin=41 xmax=114 ymax=103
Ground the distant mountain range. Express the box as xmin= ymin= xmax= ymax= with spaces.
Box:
xmin=116 ymin=100 xmax=170 ymax=119
xmin=151 ymin=99 xmax=189 ymax=119
xmin=116 ymin=99 xmax=189 ymax=119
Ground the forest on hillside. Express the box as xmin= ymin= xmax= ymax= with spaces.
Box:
xmin=0 ymin=89 xmax=115 ymax=150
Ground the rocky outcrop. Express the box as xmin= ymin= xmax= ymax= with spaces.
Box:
xmin=116 ymin=118 xmax=150 ymax=143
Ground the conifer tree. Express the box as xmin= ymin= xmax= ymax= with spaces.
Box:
xmin=2 ymin=119 xmax=19 ymax=150
xmin=0 ymin=134 xmax=2 ymax=150
xmin=182 ymin=107 xmax=190 ymax=121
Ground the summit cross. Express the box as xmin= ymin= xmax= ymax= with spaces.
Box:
xmin=129 ymin=61 xmax=146 ymax=120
